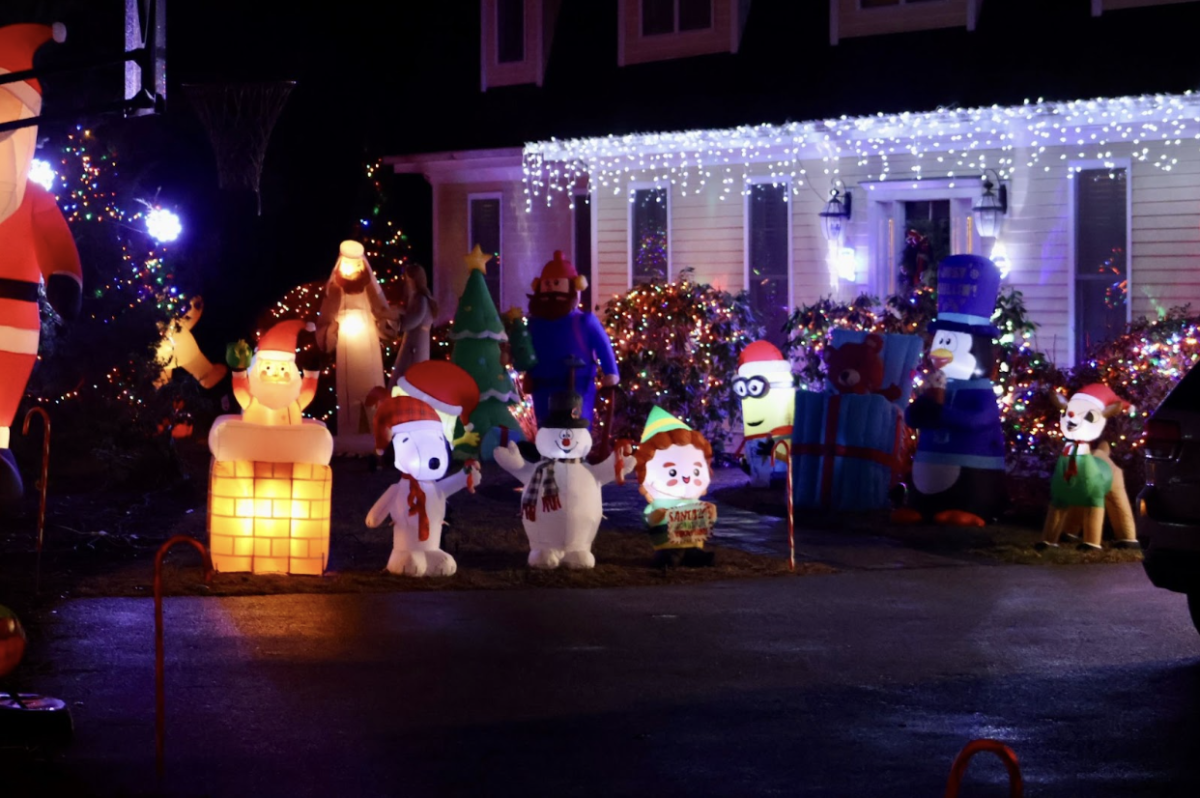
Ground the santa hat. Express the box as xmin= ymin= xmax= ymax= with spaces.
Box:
xmin=1072 ymin=383 xmax=1133 ymax=414
xmin=0 ymin=23 xmax=66 ymax=113
xmin=531 ymin=250 xmax=588 ymax=293
xmin=372 ymin=395 xmax=442 ymax=454
xmin=737 ymin=340 xmax=792 ymax=385
xmin=257 ymin=320 xmax=315 ymax=360
xmin=395 ymin=360 xmax=480 ymax=427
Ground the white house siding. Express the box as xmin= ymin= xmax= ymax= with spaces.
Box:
xmin=583 ymin=142 xmax=1200 ymax=368
xmin=409 ymin=137 xmax=1200 ymax=371
xmin=433 ymin=180 xmax=572 ymax=324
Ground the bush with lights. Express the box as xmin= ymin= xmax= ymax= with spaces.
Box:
xmin=600 ymin=268 xmax=762 ymax=457
xmin=14 ymin=126 xmax=210 ymax=489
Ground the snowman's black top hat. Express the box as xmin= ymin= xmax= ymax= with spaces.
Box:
xmin=544 ymin=356 xmax=590 ymax=429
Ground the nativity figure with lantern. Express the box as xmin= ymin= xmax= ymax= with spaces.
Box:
xmin=315 ymin=239 xmax=399 ymax=454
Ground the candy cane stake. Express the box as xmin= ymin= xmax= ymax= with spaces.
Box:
xmin=155 ymin=536 xmax=213 ymax=781
xmin=613 ymin=438 xmax=634 ymax=486
xmin=772 ymin=438 xmax=794 ymax=571
xmin=944 ymin=739 xmax=1023 ymax=798
xmin=22 ymin=407 xmax=51 ymax=594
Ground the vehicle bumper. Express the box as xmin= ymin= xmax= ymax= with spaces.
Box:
xmin=1137 ymin=490 xmax=1200 ymax=594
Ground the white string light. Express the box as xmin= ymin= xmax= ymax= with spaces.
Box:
xmin=522 ymin=92 xmax=1200 ymax=211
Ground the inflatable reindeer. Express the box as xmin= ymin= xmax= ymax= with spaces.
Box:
xmin=1037 ymin=384 xmax=1138 ymax=551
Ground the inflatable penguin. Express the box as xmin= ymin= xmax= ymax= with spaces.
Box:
xmin=494 ymin=359 xmax=633 ymax=569
xmin=893 ymin=254 xmax=1007 ymax=526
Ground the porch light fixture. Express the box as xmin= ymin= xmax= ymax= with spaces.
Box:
xmin=819 ymin=179 xmax=852 ymax=245
xmin=972 ymin=169 xmax=1008 ymax=239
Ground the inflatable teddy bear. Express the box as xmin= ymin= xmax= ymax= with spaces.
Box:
xmin=826 ymin=333 xmax=901 ymax=402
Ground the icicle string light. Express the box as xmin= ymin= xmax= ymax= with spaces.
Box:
xmin=522 ymin=92 xmax=1200 ymax=210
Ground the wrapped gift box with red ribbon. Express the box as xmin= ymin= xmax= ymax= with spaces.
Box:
xmin=792 ymin=392 xmax=906 ymax=511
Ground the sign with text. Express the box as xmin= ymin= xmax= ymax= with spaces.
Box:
xmin=665 ymin=501 xmax=717 ymax=547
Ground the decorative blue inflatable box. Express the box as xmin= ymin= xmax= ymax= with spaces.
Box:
xmin=793 ymin=392 xmax=904 ymax=511
xmin=792 ymin=332 xmax=922 ymax=511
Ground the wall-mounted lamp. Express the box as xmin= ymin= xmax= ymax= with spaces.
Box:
xmin=819 ymin=179 xmax=852 ymax=246
xmin=972 ymin=169 xmax=1008 ymax=239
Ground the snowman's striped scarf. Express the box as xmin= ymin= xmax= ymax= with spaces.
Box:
xmin=522 ymin=458 xmax=581 ymax=521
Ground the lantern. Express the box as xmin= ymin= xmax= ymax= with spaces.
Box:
xmin=818 ymin=179 xmax=852 ymax=247
xmin=972 ymin=170 xmax=1008 ymax=239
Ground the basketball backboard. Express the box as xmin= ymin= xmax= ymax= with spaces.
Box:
xmin=0 ymin=0 xmax=166 ymax=134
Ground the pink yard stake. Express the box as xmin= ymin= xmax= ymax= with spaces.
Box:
xmin=22 ymin=407 xmax=51 ymax=592
xmin=944 ymin=739 xmax=1023 ymax=798
xmin=772 ymin=438 xmax=794 ymax=571
xmin=154 ymin=536 xmax=213 ymax=780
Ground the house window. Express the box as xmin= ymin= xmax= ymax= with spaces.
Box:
xmin=746 ymin=182 xmax=791 ymax=347
xmin=469 ymin=195 xmax=503 ymax=309
xmin=631 ymin=188 xmax=669 ymax=285
xmin=1074 ymin=168 xmax=1128 ymax=363
xmin=497 ymin=0 xmax=525 ymax=63
xmin=643 ymin=0 xmax=713 ymax=35
xmin=903 ymin=200 xmax=951 ymax=267
xmin=573 ymin=192 xmax=594 ymax=313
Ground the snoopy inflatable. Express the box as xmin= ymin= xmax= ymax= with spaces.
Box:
xmin=495 ymin=375 xmax=633 ymax=569
xmin=366 ymin=395 xmax=480 ymax=576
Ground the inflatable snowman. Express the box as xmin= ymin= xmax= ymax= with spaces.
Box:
xmin=494 ymin=372 xmax=633 ymax=569
xmin=366 ymin=395 xmax=480 ymax=577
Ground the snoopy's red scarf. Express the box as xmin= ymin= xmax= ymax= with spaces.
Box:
xmin=402 ymin=474 xmax=430 ymax=541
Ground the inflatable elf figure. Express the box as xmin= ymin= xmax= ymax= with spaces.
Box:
xmin=634 ymin=407 xmax=717 ymax=568
xmin=893 ymin=254 xmax=1007 ymax=527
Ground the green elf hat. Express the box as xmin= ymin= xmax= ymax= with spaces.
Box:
xmin=641 ymin=406 xmax=691 ymax=443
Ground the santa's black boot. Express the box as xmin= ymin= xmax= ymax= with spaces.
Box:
xmin=0 ymin=449 xmax=23 ymax=507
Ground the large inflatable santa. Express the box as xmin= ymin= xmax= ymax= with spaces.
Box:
xmin=0 ymin=23 xmax=81 ymax=506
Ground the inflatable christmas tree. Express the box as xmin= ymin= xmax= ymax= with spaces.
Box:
xmin=450 ymin=247 xmax=521 ymax=457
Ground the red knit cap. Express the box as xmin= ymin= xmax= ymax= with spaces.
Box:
xmin=531 ymin=250 xmax=588 ymax=293
xmin=372 ymin=395 xmax=442 ymax=453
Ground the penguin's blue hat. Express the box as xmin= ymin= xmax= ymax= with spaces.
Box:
xmin=927 ymin=254 xmax=1001 ymax=338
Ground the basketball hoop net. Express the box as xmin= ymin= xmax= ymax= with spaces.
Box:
xmin=184 ymin=81 xmax=295 ymax=215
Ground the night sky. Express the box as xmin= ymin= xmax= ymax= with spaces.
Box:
xmin=6 ymin=0 xmax=1200 ymax=342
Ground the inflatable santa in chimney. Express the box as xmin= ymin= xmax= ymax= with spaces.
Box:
xmin=229 ymin=320 xmax=322 ymax=426
xmin=0 ymin=23 xmax=81 ymax=506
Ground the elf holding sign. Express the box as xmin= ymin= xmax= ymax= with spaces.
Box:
xmin=634 ymin=407 xmax=717 ymax=568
